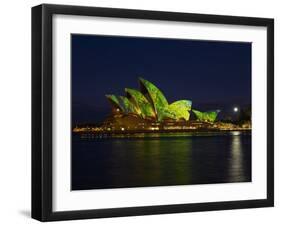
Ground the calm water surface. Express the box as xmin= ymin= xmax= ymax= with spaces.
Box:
xmin=72 ymin=132 xmax=251 ymax=190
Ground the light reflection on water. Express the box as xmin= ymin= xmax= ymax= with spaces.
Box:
xmin=72 ymin=132 xmax=251 ymax=190
xmin=228 ymin=135 xmax=245 ymax=181
xmin=80 ymin=131 xmax=248 ymax=139
xmin=231 ymin=131 xmax=241 ymax=136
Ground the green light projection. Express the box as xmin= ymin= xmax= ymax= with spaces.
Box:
xmin=105 ymin=95 xmax=124 ymax=111
xmin=125 ymin=88 xmax=155 ymax=119
xmin=139 ymin=77 xmax=169 ymax=120
xmin=119 ymin=96 xmax=139 ymax=114
xmin=164 ymin=100 xmax=192 ymax=121
xmin=192 ymin=109 xmax=220 ymax=122
xmin=106 ymin=78 xmax=219 ymax=122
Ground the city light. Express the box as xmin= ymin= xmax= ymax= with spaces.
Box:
xmin=73 ymin=79 xmax=252 ymax=135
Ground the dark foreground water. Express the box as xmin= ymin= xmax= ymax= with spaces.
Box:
xmin=72 ymin=131 xmax=251 ymax=190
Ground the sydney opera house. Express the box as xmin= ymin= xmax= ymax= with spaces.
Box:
xmin=102 ymin=78 xmax=220 ymax=131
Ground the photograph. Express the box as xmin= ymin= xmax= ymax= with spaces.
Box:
xmin=71 ymin=34 xmax=252 ymax=190
xmin=30 ymin=3 xmax=274 ymax=221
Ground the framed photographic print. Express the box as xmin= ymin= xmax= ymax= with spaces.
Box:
xmin=32 ymin=4 xmax=274 ymax=221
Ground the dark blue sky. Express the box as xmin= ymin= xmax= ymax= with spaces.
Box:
xmin=72 ymin=34 xmax=251 ymax=124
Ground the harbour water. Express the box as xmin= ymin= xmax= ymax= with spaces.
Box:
xmin=72 ymin=131 xmax=251 ymax=190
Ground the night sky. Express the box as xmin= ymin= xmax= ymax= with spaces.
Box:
xmin=72 ymin=34 xmax=251 ymax=124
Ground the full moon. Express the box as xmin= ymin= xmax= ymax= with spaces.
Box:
xmin=233 ymin=107 xmax=239 ymax=112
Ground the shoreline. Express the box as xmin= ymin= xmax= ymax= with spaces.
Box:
xmin=73 ymin=128 xmax=251 ymax=138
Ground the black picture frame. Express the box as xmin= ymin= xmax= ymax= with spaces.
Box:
xmin=32 ymin=3 xmax=274 ymax=222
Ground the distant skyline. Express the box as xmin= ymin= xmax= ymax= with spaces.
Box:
xmin=72 ymin=34 xmax=251 ymax=124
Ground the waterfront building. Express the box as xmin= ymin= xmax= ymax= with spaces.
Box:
xmin=106 ymin=78 xmax=194 ymax=122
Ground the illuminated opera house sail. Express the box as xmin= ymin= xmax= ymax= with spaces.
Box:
xmin=192 ymin=109 xmax=220 ymax=123
xmin=106 ymin=78 xmax=220 ymax=123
